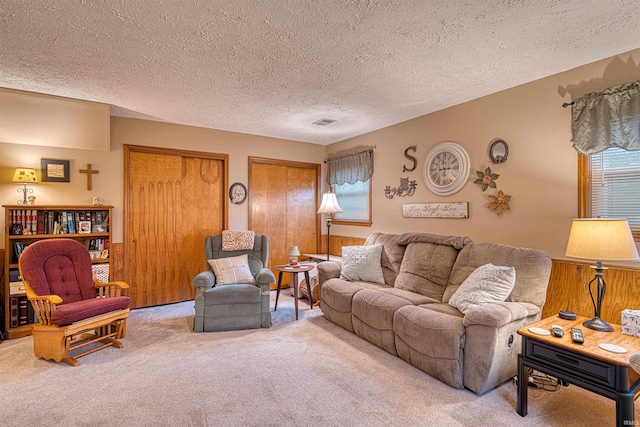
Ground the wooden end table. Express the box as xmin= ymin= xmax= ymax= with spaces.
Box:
xmin=517 ymin=315 xmax=640 ymax=427
xmin=273 ymin=264 xmax=314 ymax=320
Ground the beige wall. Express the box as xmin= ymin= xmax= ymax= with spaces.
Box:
xmin=0 ymin=88 xmax=110 ymax=151
xmin=327 ymin=48 xmax=640 ymax=261
xmin=0 ymin=116 xmax=325 ymax=246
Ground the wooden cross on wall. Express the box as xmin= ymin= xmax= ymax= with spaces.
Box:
xmin=79 ymin=164 xmax=99 ymax=190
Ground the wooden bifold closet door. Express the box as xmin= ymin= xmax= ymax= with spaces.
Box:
xmin=249 ymin=157 xmax=320 ymax=287
xmin=124 ymin=145 xmax=228 ymax=308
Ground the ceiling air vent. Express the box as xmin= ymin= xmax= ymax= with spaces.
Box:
xmin=313 ymin=118 xmax=336 ymax=126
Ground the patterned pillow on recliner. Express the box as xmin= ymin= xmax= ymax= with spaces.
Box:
xmin=222 ymin=230 xmax=255 ymax=251
xmin=207 ymin=254 xmax=256 ymax=285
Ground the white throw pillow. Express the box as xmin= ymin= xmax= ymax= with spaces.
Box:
xmin=207 ymin=254 xmax=256 ymax=285
xmin=340 ymin=244 xmax=385 ymax=285
xmin=448 ymin=263 xmax=516 ymax=314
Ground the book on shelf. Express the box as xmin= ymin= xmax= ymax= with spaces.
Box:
xmin=67 ymin=212 xmax=75 ymax=234
xmin=9 ymin=296 xmax=37 ymax=327
xmin=37 ymin=210 xmax=45 ymax=234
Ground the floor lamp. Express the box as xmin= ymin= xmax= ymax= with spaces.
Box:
xmin=565 ymin=218 xmax=639 ymax=332
xmin=317 ymin=192 xmax=343 ymax=261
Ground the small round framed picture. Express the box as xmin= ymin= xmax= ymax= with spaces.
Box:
xmin=229 ymin=182 xmax=247 ymax=204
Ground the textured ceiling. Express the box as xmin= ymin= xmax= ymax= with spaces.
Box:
xmin=1 ymin=1 xmax=640 ymax=145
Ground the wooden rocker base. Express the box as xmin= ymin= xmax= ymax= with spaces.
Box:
xmin=32 ymin=309 xmax=130 ymax=366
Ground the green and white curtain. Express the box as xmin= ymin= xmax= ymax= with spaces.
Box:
xmin=571 ymin=80 xmax=640 ymax=155
xmin=325 ymin=149 xmax=373 ymax=186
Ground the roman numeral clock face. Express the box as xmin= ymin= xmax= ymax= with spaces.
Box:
xmin=423 ymin=142 xmax=471 ymax=196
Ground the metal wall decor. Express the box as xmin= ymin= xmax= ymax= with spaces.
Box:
xmin=385 ymin=177 xmax=417 ymax=199
xmin=489 ymin=139 xmax=509 ymax=163
xmin=403 ymin=202 xmax=469 ymax=219
xmin=474 ymin=167 xmax=499 ymax=191
xmin=488 ymin=190 xmax=511 ymax=215
xmin=403 ymin=146 xmax=417 ymax=172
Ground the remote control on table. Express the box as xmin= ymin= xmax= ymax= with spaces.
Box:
xmin=571 ymin=328 xmax=584 ymax=344
xmin=551 ymin=325 xmax=564 ymax=337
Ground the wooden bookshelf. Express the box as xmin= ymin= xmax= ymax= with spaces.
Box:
xmin=2 ymin=205 xmax=113 ymax=339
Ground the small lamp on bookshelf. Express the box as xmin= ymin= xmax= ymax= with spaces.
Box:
xmin=12 ymin=168 xmax=38 ymax=205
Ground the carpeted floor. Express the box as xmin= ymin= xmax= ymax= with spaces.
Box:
xmin=0 ymin=291 xmax=631 ymax=426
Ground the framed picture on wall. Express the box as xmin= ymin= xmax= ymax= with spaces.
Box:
xmin=41 ymin=158 xmax=70 ymax=182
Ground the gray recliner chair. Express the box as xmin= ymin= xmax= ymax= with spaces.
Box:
xmin=192 ymin=234 xmax=275 ymax=332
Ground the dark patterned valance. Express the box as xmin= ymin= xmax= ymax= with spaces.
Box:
xmin=325 ymin=149 xmax=373 ymax=186
xmin=571 ymin=80 xmax=640 ymax=155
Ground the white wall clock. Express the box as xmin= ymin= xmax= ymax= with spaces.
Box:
xmin=423 ymin=142 xmax=471 ymax=196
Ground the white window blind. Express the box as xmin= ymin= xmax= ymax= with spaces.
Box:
xmin=590 ymin=147 xmax=640 ymax=233
xmin=332 ymin=179 xmax=370 ymax=222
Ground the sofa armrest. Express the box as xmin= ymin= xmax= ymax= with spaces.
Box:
xmin=317 ymin=261 xmax=341 ymax=286
xmin=462 ymin=302 xmax=541 ymax=329
xmin=256 ymin=268 xmax=276 ymax=285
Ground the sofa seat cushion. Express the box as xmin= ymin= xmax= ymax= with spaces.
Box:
xmin=51 ymin=296 xmax=131 ymax=326
xmin=418 ymin=303 xmax=464 ymax=318
xmin=394 ymin=305 xmax=466 ymax=389
xmin=203 ymin=283 xmax=260 ymax=305
xmin=377 ymin=288 xmax=439 ymax=305
xmin=352 ymin=290 xmax=412 ymax=330
xmin=321 ymin=279 xmax=389 ymax=313
xmin=352 ymin=290 xmax=412 ymax=354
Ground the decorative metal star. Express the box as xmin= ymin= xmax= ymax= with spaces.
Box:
xmin=474 ymin=167 xmax=499 ymax=191
xmin=488 ymin=190 xmax=511 ymax=215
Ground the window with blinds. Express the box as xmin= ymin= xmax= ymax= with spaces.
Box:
xmin=332 ymin=179 xmax=371 ymax=225
xmin=590 ymin=147 xmax=640 ymax=234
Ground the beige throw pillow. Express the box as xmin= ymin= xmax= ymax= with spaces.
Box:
xmin=207 ymin=254 xmax=256 ymax=285
xmin=448 ymin=263 xmax=516 ymax=314
xmin=340 ymin=244 xmax=385 ymax=285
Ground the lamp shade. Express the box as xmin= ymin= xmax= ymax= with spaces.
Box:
xmin=565 ymin=218 xmax=639 ymax=262
xmin=12 ymin=168 xmax=38 ymax=184
xmin=317 ymin=192 xmax=343 ymax=214
xmin=288 ymin=245 xmax=300 ymax=257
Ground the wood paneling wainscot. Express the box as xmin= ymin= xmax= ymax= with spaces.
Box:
xmin=317 ymin=235 xmax=366 ymax=257
xmin=543 ymin=259 xmax=640 ymax=325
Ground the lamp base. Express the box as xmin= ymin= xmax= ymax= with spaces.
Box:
xmin=583 ymin=316 xmax=614 ymax=332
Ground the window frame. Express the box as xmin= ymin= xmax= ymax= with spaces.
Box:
xmin=331 ymin=178 xmax=372 ymax=227
xmin=578 ymin=153 xmax=640 ymax=241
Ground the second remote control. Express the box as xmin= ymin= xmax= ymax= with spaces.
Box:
xmin=571 ymin=328 xmax=584 ymax=344
xmin=551 ymin=325 xmax=564 ymax=337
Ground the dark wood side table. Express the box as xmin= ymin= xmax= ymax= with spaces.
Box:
xmin=273 ymin=264 xmax=314 ymax=320
xmin=517 ymin=315 xmax=640 ymax=427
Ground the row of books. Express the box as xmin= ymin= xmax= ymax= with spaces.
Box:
xmin=9 ymin=210 xmax=109 ymax=235
xmin=88 ymin=238 xmax=109 ymax=252
xmin=9 ymin=296 xmax=37 ymax=328
xmin=11 ymin=239 xmax=108 ymax=262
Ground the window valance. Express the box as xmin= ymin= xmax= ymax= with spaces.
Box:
xmin=325 ymin=149 xmax=373 ymax=186
xmin=571 ymin=80 xmax=640 ymax=155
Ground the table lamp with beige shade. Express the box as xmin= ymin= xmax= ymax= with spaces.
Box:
xmin=565 ymin=218 xmax=639 ymax=332
xmin=12 ymin=167 xmax=38 ymax=205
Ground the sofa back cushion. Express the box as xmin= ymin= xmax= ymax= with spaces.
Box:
xmin=364 ymin=233 xmax=406 ymax=286
xmin=394 ymin=242 xmax=460 ymax=301
xmin=444 ymin=242 xmax=552 ymax=308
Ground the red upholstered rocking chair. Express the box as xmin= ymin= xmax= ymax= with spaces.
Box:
xmin=19 ymin=239 xmax=131 ymax=366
